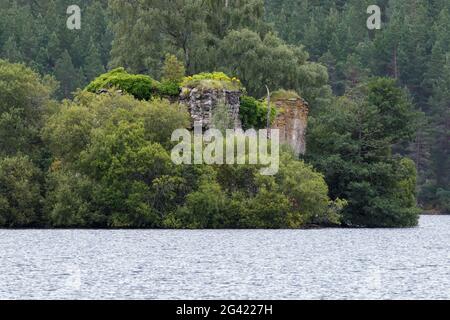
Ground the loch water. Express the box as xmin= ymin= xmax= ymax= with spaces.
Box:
xmin=0 ymin=215 xmax=449 ymax=299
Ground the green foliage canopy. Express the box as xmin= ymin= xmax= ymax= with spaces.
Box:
xmin=307 ymin=78 xmax=421 ymax=227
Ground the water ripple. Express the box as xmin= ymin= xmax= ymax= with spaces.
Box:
xmin=0 ymin=215 xmax=449 ymax=300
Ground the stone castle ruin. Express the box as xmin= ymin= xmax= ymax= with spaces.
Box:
xmin=180 ymin=86 xmax=309 ymax=156
xmin=270 ymin=95 xmax=309 ymax=156
xmin=92 ymin=68 xmax=309 ymax=156
xmin=179 ymin=87 xmax=242 ymax=130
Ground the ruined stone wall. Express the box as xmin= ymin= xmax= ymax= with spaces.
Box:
xmin=179 ymin=87 xmax=242 ymax=129
xmin=179 ymin=87 xmax=309 ymax=156
xmin=271 ymin=97 xmax=309 ymax=156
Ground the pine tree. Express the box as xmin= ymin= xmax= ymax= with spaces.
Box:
xmin=162 ymin=54 xmax=185 ymax=84
xmin=54 ymin=50 xmax=78 ymax=99
xmin=1 ymin=37 xmax=23 ymax=63
xmin=47 ymin=32 xmax=61 ymax=68
xmin=84 ymin=40 xmax=106 ymax=82
xmin=430 ymin=59 xmax=450 ymax=192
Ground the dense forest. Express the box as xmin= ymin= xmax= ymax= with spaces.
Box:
xmin=0 ymin=0 xmax=448 ymax=228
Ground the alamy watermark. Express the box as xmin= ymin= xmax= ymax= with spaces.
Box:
xmin=67 ymin=5 xmax=81 ymax=30
xmin=64 ymin=2 xmax=382 ymax=176
xmin=367 ymin=5 xmax=382 ymax=30
xmin=171 ymin=122 xmax=280 ymax=176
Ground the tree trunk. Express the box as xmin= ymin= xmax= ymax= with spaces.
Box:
xmin=393 ymin=45 xmax=399 ymax=80
xmin=266 ymin=85 xmax=271 ymax=137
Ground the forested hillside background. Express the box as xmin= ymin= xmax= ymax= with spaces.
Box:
xmin=0 ymin=0 xmax=448 ymax=213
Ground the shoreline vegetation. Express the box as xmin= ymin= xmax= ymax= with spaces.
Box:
xmin=422 ymin=210 xmax=448 ymax=216
xmin=0 ymin=214 xmax=447 ymax=231
xmin=1 ymin=1 xmax=449 ymax=229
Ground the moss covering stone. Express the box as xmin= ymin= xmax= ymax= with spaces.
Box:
xmin=270 ymin=89 xmax=301 ymax=101
xmin=85 ymin=67 xmax=161 ymax=100
xmin=181 ymin=72 xmax=242 ymax=91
